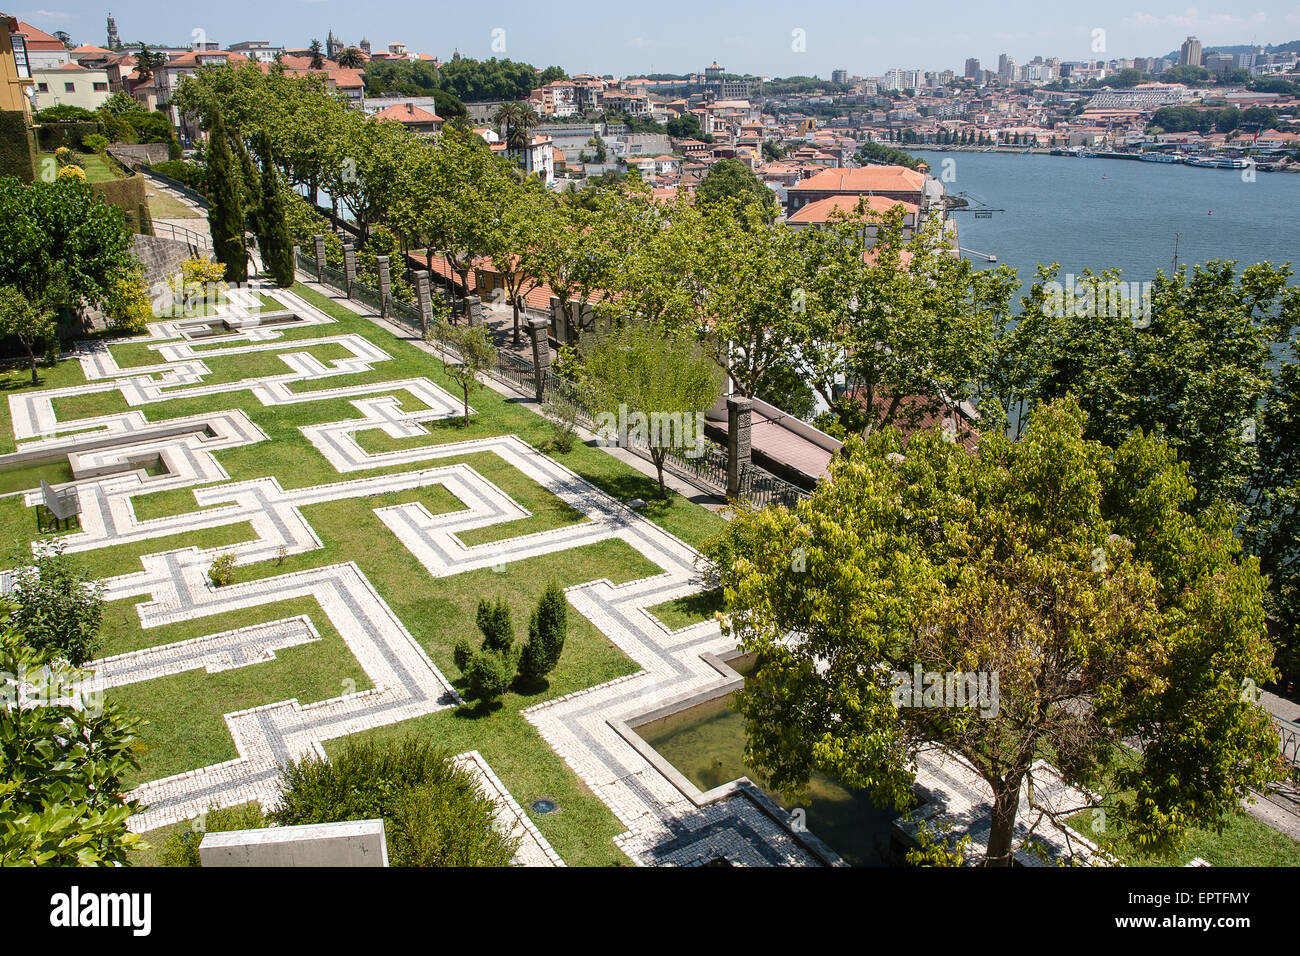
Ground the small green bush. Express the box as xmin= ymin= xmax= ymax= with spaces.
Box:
xmin=81 ymin=133 xmax=109 ymax=154
xmin=159 ymin=803 xmax=267 ymax=866
xmin=518 ymin=582 xmax=568 ymax=684
xmin=271 ymin=737 xmax=518 ymax=866
xmin=464 ymin=648 xmax=515 ymax=702
xmin=207 ymin=553 xmax=237 ymax=587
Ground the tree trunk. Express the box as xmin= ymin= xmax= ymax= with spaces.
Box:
xmin=512 ymin=295 xmax=521 ymax=346
xmin=463 ymin=384 xmax=470 ymax=427
xmin=984 ymin=777 xmax=1023 ymax=867
xmin=27 ymin=342 xmax=38 ymax=385
xmin=651 ymin=449 xmax=667 ymax=499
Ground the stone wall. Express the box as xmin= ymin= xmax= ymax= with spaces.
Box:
xmin=108 ymin=143 xmax=170 ymax=170
xmin=132 ymin=233 xmax=195 ymax=285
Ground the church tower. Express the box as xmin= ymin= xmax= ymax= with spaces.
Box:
xmin=107 ymin=12 xmax=121 ymax=51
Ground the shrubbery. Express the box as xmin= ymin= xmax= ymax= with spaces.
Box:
xmin=270 ymin=737 xmax=518 ymax=866
xmin=207 ymin=553 xmax=237 ymax=587
xmin=454 ymin=586 xmax=569 ymax=703
xmin=158 ymin=803 xmax=267 ymax=866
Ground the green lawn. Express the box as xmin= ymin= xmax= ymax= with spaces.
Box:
xmin=6 ymin=283 xmax=729 ymax=866
xmin=38 ymin=151 xmax=126 ymax=184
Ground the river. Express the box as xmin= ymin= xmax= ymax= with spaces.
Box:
xmin=912 ymin=149 xmax=1300 ymax=289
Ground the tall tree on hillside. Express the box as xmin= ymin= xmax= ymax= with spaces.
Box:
xmin=336 ymin=47 xmax=363 ymax=69
xmin=308 ymin=40 xmax=325 ymax=71
xmin=204 ymin=111 xmax=248 ymax=282
xmin=255 ymin=133 xmax=295 ymax=287
xmin=706 ymin=399 xmax=1282 ymax=866
xmin=696 ymin=158 xmax=780 ymax=224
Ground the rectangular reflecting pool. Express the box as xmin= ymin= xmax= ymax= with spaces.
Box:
xmin=634 ymin=660 xmax=902 ymax=867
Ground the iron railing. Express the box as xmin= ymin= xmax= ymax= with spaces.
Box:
xmin=1276 ymin=715 xmax=1300 ymax=784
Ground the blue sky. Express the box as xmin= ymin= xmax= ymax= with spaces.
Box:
xmin=14 ymin=1 xmax=1300 ymax=77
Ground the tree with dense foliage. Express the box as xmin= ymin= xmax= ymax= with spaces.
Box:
xmin=308 ymin=40 xmax=324 ymax=71
xmin=705 ymin=399 xmax=1282 ymax=866
xmin=453 ymin=599 xmax=519 ymax=704
xmin=856 ymin=141 xmax=921 ymax=169
xmin=203 ymin=111 xmax=247 ymax=282
xmin=518 ymin=582 xmax=568 ymax=684
xmin=7 ymin=542 xmax=105 ymax=666
xmin=254 ymin=133 xmax=295 ymax=287
xmin=271 ymin=737 xmax=518 ymax=865
xmin=0 ymin=175 xmax=135 ymax=315
xmin=0 ymin=287 xmax=55 ymax=385
xmin=696 ymin=158 xmax=779 ymax=224
xmin=578 ymin=322 xmax=724 ymax=497
xmin=336 ymin=47 xmax=363 ymax=69
xmin=0 ymin=615 xmax=145 ymax=865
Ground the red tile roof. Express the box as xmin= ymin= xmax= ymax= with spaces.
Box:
xmin=789 ymin=164 xmax=927 ymax=194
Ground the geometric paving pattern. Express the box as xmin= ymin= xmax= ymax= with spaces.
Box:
xmin=9 ymin=286 xmax=826 ymax=863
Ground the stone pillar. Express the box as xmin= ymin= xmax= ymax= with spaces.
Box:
xmin=726 ymin=395 xmax=753 ymax=500
xmin=465 ymin=294 xmax=483 ymax=327
xmin=526 ymin=316 xmax=551 ymax=402
xmin=343 ymin=243 xmax=357 ymax=298
xmin=376 ymin=256 xmax=391 ymax=320
xmin=312 ymin=235 xmax=326 ymax=283
xmin=415 ymin=270 xmax=433 ymax=335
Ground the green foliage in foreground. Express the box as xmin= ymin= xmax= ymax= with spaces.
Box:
xmin=0 ymin=614 xmax=145 ymax=866
xmin=270 ymin=737 xmax=518 ymax=866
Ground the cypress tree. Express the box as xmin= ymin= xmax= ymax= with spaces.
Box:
xmin=255 ymin=133 xmax=295 ymax=287
xmin=518 ymin=582 xmax=567 ymax=683
xmin=205 ymin=111 xmax=247 ymax=283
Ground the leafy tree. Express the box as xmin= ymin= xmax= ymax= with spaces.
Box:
xmin=0 ymin=287 xmax=55 ymax=385
xmin=705 ymin=399 xmax=1282 ymax=866
xmin=7 ymin=542 xmax=106 ymax=666
xmin=308 ymin=40 xmax=324 ymax=71
xmin=0 ymin=615 xmax=145 ymax=865
xmin=696 ymin=158 xmax=779 ymax=224
xmin=666 ymin=113 xmax=711 ymax=142
xmin=481 ymin=175 xmax=554 ymax=344
xmin=432 ymin=319 xmax=496 ymax=426
xmin=579 ymin=322 xmax=724 ymax=497
xmin=254 ymin=134 xmax=295 ymax=286
xmin=856 ymin=141 xmax=921 ymax=169
xmin=475 ymin=599 xmax=515 ymax=654
xmin=0 ymin=175 xmax=135 ymax=315
xmin=204 ymin=111 xmax=247 ymax=282
xmin=518 ymin=582 xmax=568 ymax=684
xmin=271 ymin=737 xmax=518 ymax=865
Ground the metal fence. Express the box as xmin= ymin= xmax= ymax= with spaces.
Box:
xmin=140 ymin=165 xmax=209 ymax=209
xmin=295 ymin=246 xmax=810 ymax=508
xmin=1277 ymin=716 xmax=1300 ymax=784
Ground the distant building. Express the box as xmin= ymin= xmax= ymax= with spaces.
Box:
xmin=229 ymin=41 xmax=284 ymax=64
xmin=1179 ymin=36 xmax=1202 ymax=67
xmin=831 ymin=68 xmax=848 ymax=85
xmin=32 ymin=62 xmax=111 ymax=110
xmin=964 ymin=57 xmax=980 ymax=79
xmin=106 ymin=12 xmax=120 ymax=52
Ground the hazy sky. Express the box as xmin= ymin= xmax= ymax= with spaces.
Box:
xmin=15 ymin=1 xmax=1300 ymax=77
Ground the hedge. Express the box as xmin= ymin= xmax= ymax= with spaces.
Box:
xmin=36 ymin=120 xmax=103 ymax=152
xmin=0 ymin=111 xmax=36 ymax=182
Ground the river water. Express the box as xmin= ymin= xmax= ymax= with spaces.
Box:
xmin=912 ymin=149 xmax=1300 ymax=289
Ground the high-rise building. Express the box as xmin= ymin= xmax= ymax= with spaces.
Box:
xmin=106 ymin=12 xmax=120 ymax=51
xmin=998 ymin=55 xmax=1017 ymax=83
xmin=964 ymin=57 xmax=980 ymax=78
xmin=831 ymin=68 xmax=848 ymax=85
xmin=1179 ymin=36 xmax=1202 ymax=67
xmin=1204 ymin=52 xmax=1235 ymax=74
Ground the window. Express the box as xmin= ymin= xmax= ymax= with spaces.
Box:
xmin=64 ymin=82 xmax=75 ymax=92
xmin=93 ymin=82 xmax=108 ymax=91
xmin=11 ymin=33 xmax=30 ymax=79
xmin=37 ymin=82 xmax=48 ymax=92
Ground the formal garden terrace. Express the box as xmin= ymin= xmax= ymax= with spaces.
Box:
xmin=5 ymin=274 xmax=1297 ymax=867
xmin=0 ymin=278 xmax=831 ymax=866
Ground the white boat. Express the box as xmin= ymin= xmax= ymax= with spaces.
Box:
xmin=1139 ymin=152 xmax=1183 ymax=163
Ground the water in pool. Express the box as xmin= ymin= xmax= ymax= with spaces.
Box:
xmin=636 ymin=681 xmax=901 ymax=866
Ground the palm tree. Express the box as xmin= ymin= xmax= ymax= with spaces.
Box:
xmin=491 ymin=102 xmax=523 ymax=147
xmin=308 ymin=40 xmax=324 ymax=71
xmin=337 ymin=47 xmax=364 ymax=69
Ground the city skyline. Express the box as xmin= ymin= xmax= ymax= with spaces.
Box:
xmin=12 ymin=0 xmax=1300 ymax=78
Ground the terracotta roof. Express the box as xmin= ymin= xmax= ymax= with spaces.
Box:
xmin=787 ymin=194 xmax=918 ymax=224
xmin=15 ymin=21 xmax=64 ymax=49
xmin=372 ymin=102 xmax=442 ymax=124
xmin=790 ymin=165 xmax=927 ymax=194
xmin=164 ymin=50 xmax=249 ymax=68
